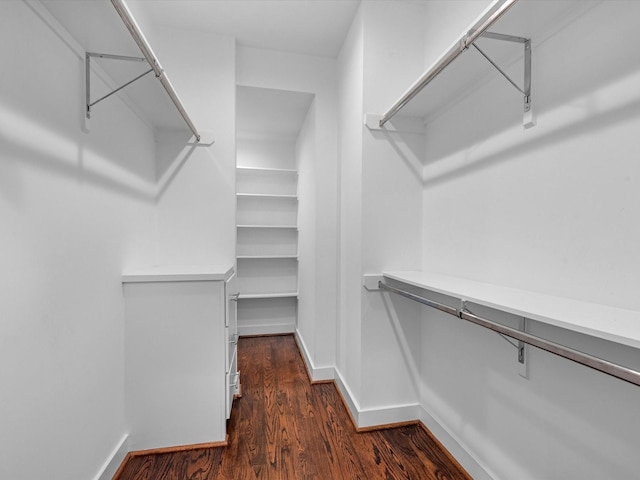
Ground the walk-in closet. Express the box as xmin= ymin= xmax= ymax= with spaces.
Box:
xmin=2 ymin=0 xmax=640 ymax=479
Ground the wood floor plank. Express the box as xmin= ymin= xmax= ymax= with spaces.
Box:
xmin=115 ymin=335 xmax=471 ymax=480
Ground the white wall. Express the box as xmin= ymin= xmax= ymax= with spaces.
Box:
xmin=337 ymin=5 xmax=364 ymax=402
xmin=358 ymin=0 xmax=427 ymax=419
xmin=417 ymin=1 xmax=640 ymax=478
xmin=237 ymin=47 xmax=339 ymax=376
xmin=137 ymin=22 xmax=237 ymax=267
xmin=237 ymin=137 xmax=296 ymax=170
xmin=0 ymin=2 xmax=156 ymax=479
xmin=296 ymin=101 xmax=318 ymax=361
xmin=334 ymin=0 xmax=428 ymax=425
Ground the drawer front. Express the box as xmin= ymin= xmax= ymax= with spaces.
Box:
xmin=225 ymin=368 xmax=239 ymax=419
xmin=227 ymin=332 xmax=239 ymax=371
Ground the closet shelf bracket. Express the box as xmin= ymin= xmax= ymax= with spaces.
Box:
xmin=471 ymin=30 xmax=533 ymax=128
xmin=463 ymin=300 xmax=528 ymax=376
xmin=85 ymin=52 xmax=153 ymax=120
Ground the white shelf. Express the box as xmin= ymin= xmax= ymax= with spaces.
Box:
xmin=237 ymin=227 xmax=297 ymax=257
xmin=239 ymin=292 xmax=298 ymax=300
xmin=237 ymin=224 xmax=298 ymax=229
xmin=237 ymin=193 xmax=297 ymax=199
xmin=237 ymin=166 xmax=298 ymax=174
xmin=237 ymin=295 xmax=297 ymax=336
xmin=237 ymin=165 xmax=298 ymax=196
xmin=122 ymin=265 xmax=234 ymax=283
xmin=383 ymin=271 xmax=640 ymax=350
xmin=237 ymin=255 xmax=298 ymax=260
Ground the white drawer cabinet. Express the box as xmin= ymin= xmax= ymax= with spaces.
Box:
xmin=122 ymin=265 xmax=237 ymax=451
xmin=225 ymin=272 xmax=240 ymax=419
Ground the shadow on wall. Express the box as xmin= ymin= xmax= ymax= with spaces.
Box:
xmin=0 ymin=102 xmax=152 ymax=203
xmin=366 ymin=115 xmax=426 ymax=182
xmin=0 ymin=100 xmax=204 ymax=205
xmin=419 ymin=0 xmax=640 ymax=183
xmin=154 ymin=129 xmax=202 ymax=200
xmin=484 ymin=346 xmax=640 ymax=480
xmin=422 ymin=88 xmax=640 ymax=189
xmin=1 ymin=0 xmax=207 ymax=208
xmin=378 ymin=284 xmax=427 ymax=397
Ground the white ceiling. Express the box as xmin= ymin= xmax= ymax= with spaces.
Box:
xmin=135 ymin=0 xmax=361 ymax=59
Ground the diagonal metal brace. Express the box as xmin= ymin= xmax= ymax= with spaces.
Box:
xmin=462 ymin=301 xmax=527 ymax=369
xmin=85 ymin=52 xmax=152 ymax=120
xmin=468 ymin=30 xmax=532 ymax=126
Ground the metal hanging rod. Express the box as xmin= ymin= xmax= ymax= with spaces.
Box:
xmin=110 ymin=0 xmax=201 ymax=141
xmin=378 ymin=281 xmax=640 ymax=388
xmin=378 ymin=0 xmax=519 ymax=127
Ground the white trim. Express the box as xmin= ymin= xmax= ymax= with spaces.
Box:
xmin=333 ymin=369 xmax=420 ymax=428
xmin=93 ymin=433 xmax=129 ymax=480
xmin=419 ymin=406 xmax=495 ymax=480
xmin=238 ymin=323 xmax=296 ymax=336
xmin=358 ymin=403 xmax=421 ymax=429
xmin=292 ymin=331 xmax=489 ymax=475
xmin=294 ymin=330 xmax=335 ymax=382
xmin=333 ymin=369 xmax=361 ymax=423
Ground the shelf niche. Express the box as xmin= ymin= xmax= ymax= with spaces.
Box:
xmin=235 ymin=85 xmax=314 ymax=336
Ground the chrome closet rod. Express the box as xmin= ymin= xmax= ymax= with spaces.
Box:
xmin=379 ymin=281 xmax=640 ymax=387
xmin=110 ymin=0 xmax=201 ymax=142
xmin=378 ymin=0 xmax=519 ymax=127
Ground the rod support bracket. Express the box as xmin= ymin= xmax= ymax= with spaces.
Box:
xmin=459 ymin=299 xmax=469 ymax=318
xmin=473 ymin=31 xmax=534 ymax=128
xmin=85 ymin=52 xmax=150 ymax=121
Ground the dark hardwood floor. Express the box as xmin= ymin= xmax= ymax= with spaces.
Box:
xmin=116 ymin=335 xmax=470 ymax=480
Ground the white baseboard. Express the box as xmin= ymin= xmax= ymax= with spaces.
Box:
xmin=294 ymin=330 xmax=335 ymax=382
xmin=333 ymin=369 xmax=361 ymax=422
xmin=238 ymin=323 xmax=296 ymax=336
xmin=93 ymin=433 xmax=129 ymax=480
xmin=334 ymin=369 xmax=420 ymax=429
xmin=419 ymin=406 xmax=495 ymax=480
xmin=274 ymin=329 xmax=490 ymax=478
xmin=358 ymin=402 xmax=421 ymax=429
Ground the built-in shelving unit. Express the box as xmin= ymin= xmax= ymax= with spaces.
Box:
xmin=236 ymin=166 xmax=299 ymax=335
